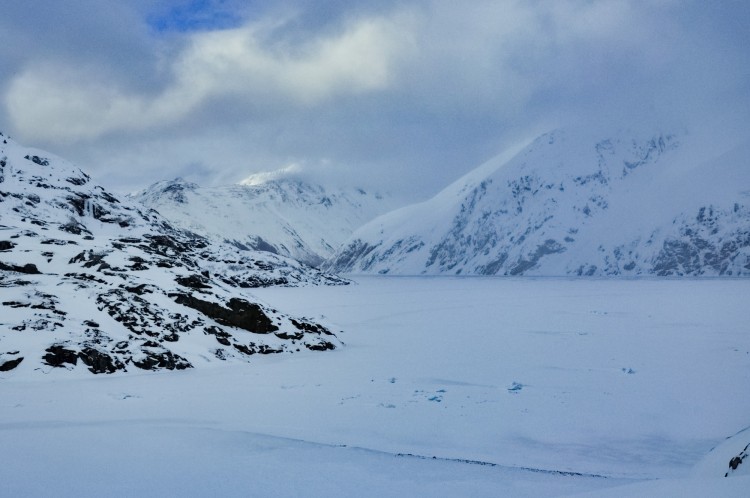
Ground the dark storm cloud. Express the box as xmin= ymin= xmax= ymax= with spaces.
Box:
xmin=0 ymin=1 xmax=748 ymax=199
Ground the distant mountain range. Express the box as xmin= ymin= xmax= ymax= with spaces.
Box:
xmin=130 ymin=177 xmax=395 ymax=268
xmin=325 ymin=127 xmax=750 ymax=276
xmin=0 ymin=133 xmax=344 ymax=375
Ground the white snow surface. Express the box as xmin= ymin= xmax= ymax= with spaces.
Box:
xmin=2 ymin=276 xmax=748 ymax=497
xmin=326 ymin=127 xmax=750 ymax=276
xmin=130 ymin=177 xmax=395 ymax=267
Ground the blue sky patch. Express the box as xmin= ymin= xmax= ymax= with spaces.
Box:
xmin=147 ymin=0 xmax=243 ymax=33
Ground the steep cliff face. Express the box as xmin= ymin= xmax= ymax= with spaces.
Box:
xmin=131 ymin=177 xmax=394 ymax=267
xmin=0 ymin=133 xmax=344 ymax=375
xmin=326 ymin=128 xmax=750 ymax=276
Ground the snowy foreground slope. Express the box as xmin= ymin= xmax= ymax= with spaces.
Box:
xmin=1 ymin=277 xmax=748 ymax=496
xmin=0 ymin=133 xmax=344 ymax=375
xmin=326 ymin=127 xmax=750 ymax=276
xmin=131 ymin=176 xmax=394 ymax=267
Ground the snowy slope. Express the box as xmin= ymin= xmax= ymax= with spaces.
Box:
xmin=130 ymin=175 xmax=395 ymax=267
xmin=0 ymin=133 xmax=345 ymax=375
xmin=326 ymin=127 xmax=750 ymax=276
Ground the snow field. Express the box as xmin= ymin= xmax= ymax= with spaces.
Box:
xmin=2 ymin=277 xmax=749 ymax=496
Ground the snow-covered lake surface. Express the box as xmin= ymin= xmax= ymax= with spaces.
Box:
xmin=2 ymin=277 xmax=749 ymax=496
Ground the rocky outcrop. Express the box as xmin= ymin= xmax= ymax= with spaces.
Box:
xmin=0 ymin=133 xmax=344 ymax=375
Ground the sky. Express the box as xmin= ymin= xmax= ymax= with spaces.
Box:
xmin=0 ymin=0 xmax=748 ymax=200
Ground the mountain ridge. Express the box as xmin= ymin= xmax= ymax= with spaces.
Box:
xmin=130 ymin=176 xmax=395 ymax=267
xmin=325 ymin=127 xmax=750 ymax=276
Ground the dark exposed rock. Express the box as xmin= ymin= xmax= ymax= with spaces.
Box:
xmin=0 ymin=278 xmax=32 ymax=287
xmin=132 ymin=350 xmax=191 ymax=371
xmin=43 ymin=345 xmax=78 ymax=368
xmin=258 ymin=345 xmax=283 ymax=354
xmin=124 ymin=283 xmax=152 ymax=295
xmin=233 ymin=343 xmax=256 ymax=356
xmin=176 ymin=274 xmax=212 ymax=289
xmin=123 ymin=284 xmax=154 ymax=296
xmin=0 ymin=240 xmax=15 ymax=251
xmin=41 ymin=238 xmax=77 ymax=245
xmin=78 ymin=347 xmax=125 ymax=374
xmin=0 ymin=261 xmax=41 ymax=274
xmin=653 ymin=205 xmax=750 ymax=276
xmin=144 ymin=234 xmax=188 ymax=254
xmin=64 ymin=272 xmax=107 ymax=285
xmin=66 ymin=176 xmax=88 ymax=186
xmin=204 ymin=326 xmax=232 ymax=346
xmin=59 ymin=220 xmax=91 ymax=235
xmin=173 ymin=294 xmax=278 ymax=333
xmin=69 ymin=250 xmax=110 ymax=270
xmin=24 ymin=155 xmax=50 ymax=166
xmin=127 ymin=256 xmax=149 ymax=271
xmin=66 ymin=194 xmax=88 ymax=217
xmin=305 ymin=341 xmax=336 ymax=351
xmin=0 ymin=356 xmax=24 ymax=371
xmin=290 ymin=319 xmax=334 ymax=336
xmin=509 ymin=239 xmax=566 ymax=276
xmin=275 ymin=331 xmax=304 ymax=341
xmin=725 ymin=442 xmax=749 ymax=477
xmin=3 ymin=300 xmax=30 ymax=308
xmin=220 ymin=274 xmax=290 ymax=288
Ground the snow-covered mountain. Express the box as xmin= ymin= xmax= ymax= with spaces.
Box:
xmin=0 ymin=132 xmax=345 ymax=375
xmin=130 ymin=175 xmax=395 ymax=267
xmin=326 ymin=127 xmax=750 ymax=276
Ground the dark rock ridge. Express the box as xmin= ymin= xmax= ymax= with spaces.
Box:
xmin=725 ymin=442 xmax=749 ymax=477
xmin=0 ymin=132 xmax=346 ymax=375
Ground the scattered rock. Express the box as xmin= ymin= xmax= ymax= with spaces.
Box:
xmin=0 ymin=261 xmax=41 ymax=274
xmin=43 ymin=345 xmax=79 ymax=368
xmin=176 ymin=274 xmax=211 ymax=289
xmin=204 ymin=326 xmax=232 ymax=346
xmin=173 ymin=294 xmax=278 ymax=333
xmin=78 ymin=347 xmax=125 ymax=374
xmin=0 ymin=356 xmax=23 ymax=372
xmin=132 ymin=350 xmax=192 ymax=371
xmin=305 ymin=340 xmax=336 ymax=351
xmin=726 ymin=443 xmax=749 ymax=477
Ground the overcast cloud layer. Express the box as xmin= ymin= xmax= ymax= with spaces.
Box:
xmin=1 ymin=0 xmax=748 ymax=199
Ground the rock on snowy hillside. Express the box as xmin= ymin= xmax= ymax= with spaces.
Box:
xmin=130 ymin=175 xmax=395 ymax=268
xmin=0 ymin=132 xmax=345 ymax=376
xmin=325 ymin=127 xmax=750 ymax=276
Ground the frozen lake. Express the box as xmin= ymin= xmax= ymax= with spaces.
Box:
xmin=2 ymin=277 xmax=749 ymax=496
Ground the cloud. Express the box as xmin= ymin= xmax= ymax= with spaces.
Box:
xmin=1 ymin=1 xmax=748 ymax=200
xmin=5 ymin=10 xmax=416 ymax=142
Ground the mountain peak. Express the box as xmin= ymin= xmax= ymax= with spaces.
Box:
xmin=131 ymin=175 xmax=396 ymax=267
xmin=325 ymin=126 xmax=750 ymax=276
